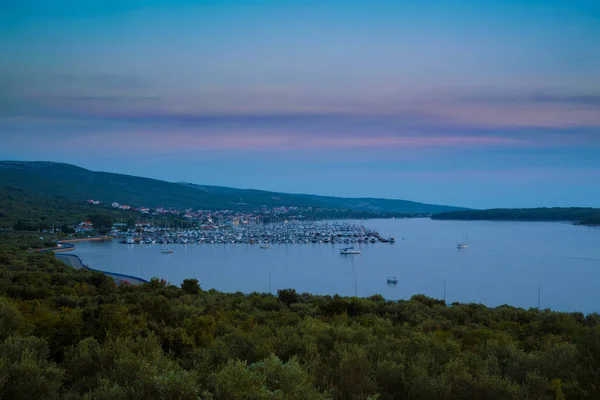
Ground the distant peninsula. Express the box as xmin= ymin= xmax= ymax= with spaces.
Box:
xmin=432 ymin=207 xmax=600 ymax=226
xmin=0 ymin=161 xmax=465 ymax=214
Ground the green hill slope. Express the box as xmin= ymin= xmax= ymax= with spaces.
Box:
xmin=0 ymin=161 xmax=464 ymax=213
xmin=179 ymin=182 xmax=465 ymax=213
xmin=0 ymin=185 xmax=138 ymax=230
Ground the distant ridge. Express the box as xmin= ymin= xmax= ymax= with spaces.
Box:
xmin=0 ymin=161 xmax=466 ymax=213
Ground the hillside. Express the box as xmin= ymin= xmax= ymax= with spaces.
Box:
xmin=180 ymin=183 xmax=465 ymax=214
xmin=432 ymin=207 xmax=600 ymax=226
xmin=0 ymin=185 xmax=139 ymax=230
xmin=0 ymin=161 xmax=464 ymax=213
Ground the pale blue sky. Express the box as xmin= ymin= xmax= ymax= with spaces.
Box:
xmin=1 ymin=0 xmax=599 ymax=208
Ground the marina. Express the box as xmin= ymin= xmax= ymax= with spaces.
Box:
xmin=118 ymin=221 xmax=396 ymax=246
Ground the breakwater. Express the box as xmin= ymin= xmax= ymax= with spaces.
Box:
xmin=46 ymin=237 xmax=148 ymax=285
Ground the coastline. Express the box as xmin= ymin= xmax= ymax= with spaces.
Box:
xmin=431 ymin=207 xmax=600 ymax=227
xmin=57 ymin=235 xmax=114 ymax=243
xmin=44 ymin=236 xmax=149 ymax=285
xmin=38 ymin=235 xmax=114 ymax=253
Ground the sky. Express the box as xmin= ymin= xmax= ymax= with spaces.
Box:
xmin=1 ymin=0 xmax=599 ymax=209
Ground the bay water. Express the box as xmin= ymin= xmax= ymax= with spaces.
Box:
xmin=71 ymin=219 xmax=600 ymax=312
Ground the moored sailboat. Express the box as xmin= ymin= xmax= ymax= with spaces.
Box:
xmin=340 ymin=247 xmax=361 ymax=255
xmin=457 ymin=234 xmax=469 ymax=249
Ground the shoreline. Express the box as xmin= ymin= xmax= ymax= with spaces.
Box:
xmin=45 ymin=237 xmax=149 ymax=285
xmin=37 ymin=235 xmax=114 ymax=253
xmin=57 ymin=235 xmax=114 ymax=243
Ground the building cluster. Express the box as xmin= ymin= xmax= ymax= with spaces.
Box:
xmin=75 ymin=221 xmax=94 ymax=233
xmin=82 ymin=198 xmax=384 ymax=235
xmin=88 ymin=198 xmax=325 ymax=222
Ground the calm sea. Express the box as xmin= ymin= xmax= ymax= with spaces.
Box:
xmin=70 ymin=219 xmax=600 ymax=313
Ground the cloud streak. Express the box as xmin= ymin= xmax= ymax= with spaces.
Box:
xmin=3 ymin=83 xmax=600 ymax=132
xmin=461 ymin=90 xmax=600 ymax=107
xmin=61 ymin=131 xmax=526 ymax=153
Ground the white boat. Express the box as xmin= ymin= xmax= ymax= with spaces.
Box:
xmin=340 ymin=247 xmax=361 ymax=255
xmin=161 ymin=248 xmax=174 ymax=254
xmin=389 ymin=237 xmax=396 ymax=243
xmin=126 ymin=237 xmax=134 ymax=244
xmin=457 ymin=234 xmax=469 ymax=249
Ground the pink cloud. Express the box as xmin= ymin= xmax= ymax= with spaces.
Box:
xmin=14 ymin=84 xmax=600 ymax=131
xmin=437 ymin=104 xmax=600 ymax=129
xmin=303 ymin=135 xmax=523 ymax=149
xmin=61 ymin=130 xmax=525 ymax=154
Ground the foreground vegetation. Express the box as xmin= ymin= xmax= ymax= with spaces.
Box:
xmin=432 ymin=207 xmax=600 ymax=226
xmin=1 ymin=248 xmax=600 ymax=399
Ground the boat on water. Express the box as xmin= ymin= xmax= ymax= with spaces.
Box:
xmin=161 ymin=248 xmax=174 ymax=254
xmin=260 ymin=245 xmax=270 ymax=249
xmin=457 ymin=234 xmax=469 ymax=249
xmin=386 ymin=276 xmax=398 ymax=284
xmin=389 ymin=237 xmax=396 ymax=243
xmin=126 ymin=237 xmax=134 ymax=244
xmin=340 ymin=247 xmax=361 ymax=255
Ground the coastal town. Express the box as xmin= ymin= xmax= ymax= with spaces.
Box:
xmin=63 ymin=198 xmax=405 ymax=243
xmin=73 ymin=200 xmax=397 ymax=246
xmin=62 ymin=200 xmax=404 ymax=238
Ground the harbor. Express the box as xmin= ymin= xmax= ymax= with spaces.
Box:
xmin=118 ymin=221 xmax=397 ymax=245
xmin=69 ymin=218 xmax=600 ymax=312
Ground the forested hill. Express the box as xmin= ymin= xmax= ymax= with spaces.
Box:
xmin=180 ymin=182 xmax=466 ymax=214
xmin=432 ymin=207 xmax=600 ymax=226
xmin=0 ymin=184 xmax=149 ymax=231
xmin=2 ymin=248 xmax=600 ymax=398
xmin=0 ymin=161 xmax=464 ymax=213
